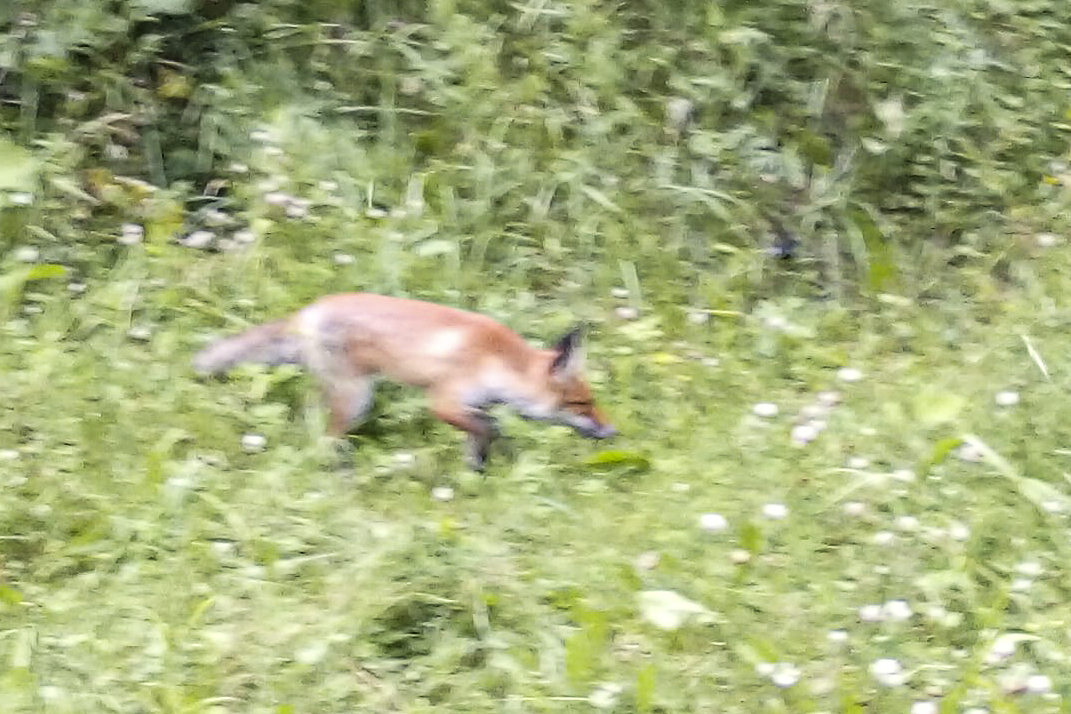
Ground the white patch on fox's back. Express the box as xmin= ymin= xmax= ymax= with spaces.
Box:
xmin=295 ymin=304 xmax=322 ymax=337
xmin=295 ymin=305 xmax=330 ymax=375
xmin=423 ymin=328 xmax=468 ymax=358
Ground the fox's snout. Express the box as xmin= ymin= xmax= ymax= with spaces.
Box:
xmin=587 ymin=423 xmax=616 ymax=439
xmin=571 ymin=411 xmax=616 ymax=440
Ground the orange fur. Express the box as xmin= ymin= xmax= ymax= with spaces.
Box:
xmin=193 ymin=293 xmax=614 ymax=469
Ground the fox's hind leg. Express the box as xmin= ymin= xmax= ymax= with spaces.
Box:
xmin=302 ymin=313 xmax=376 ymax=437
xmin=322 ymin=377 xmax=374 ymax=436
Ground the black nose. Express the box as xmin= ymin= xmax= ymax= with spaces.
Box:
xmin=593 ymin=424 xmax=616 ymax=439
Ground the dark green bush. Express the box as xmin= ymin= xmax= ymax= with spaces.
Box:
xmin=2 ymin=0 xmax=1069 ymax=293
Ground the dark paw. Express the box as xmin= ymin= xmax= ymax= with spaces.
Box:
xmin=466 ymin=439 xmax=490 ymax=472
xmin=476 ymin=412 xmax=501 ymax=438
xmin=466 ymin=451 xmax=487 ymax=472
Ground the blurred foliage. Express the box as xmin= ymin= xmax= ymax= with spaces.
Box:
xmin=2 ymin=0 xmax=1070 ymax=297
xmin=4 ymin=4 xmax=1071 ymax=712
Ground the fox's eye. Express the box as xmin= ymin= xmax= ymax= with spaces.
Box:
xmin=564 ymin=399 xmax=592 ymax=408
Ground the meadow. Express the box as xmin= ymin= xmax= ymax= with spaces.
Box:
xmin=3 ymin=1 xmax=1071 ymax=712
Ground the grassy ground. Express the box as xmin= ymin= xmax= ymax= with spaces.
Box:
xmin=3 ymin=228 xmax=1071 ymax=712
xmin=4 ymin=1 xmax=1071 ymax=712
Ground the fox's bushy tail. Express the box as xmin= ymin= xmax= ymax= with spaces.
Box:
xmin=192 ymin=319 xmax=304 ymax=376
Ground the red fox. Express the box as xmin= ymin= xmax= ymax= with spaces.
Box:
xmin=192 ymin=293 xmax=615 ymax=469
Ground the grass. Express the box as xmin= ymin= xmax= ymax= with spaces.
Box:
xmin=4 ymin=0 xmax=1071 ymax=711
xmin=4 ymin=236 xmax=1071 ymax=712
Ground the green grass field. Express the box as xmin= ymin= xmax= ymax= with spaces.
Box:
xmin=5 ymin=231 xmax=1071 ymax=712
xmin=4 ymin=1 xmax=1071 ymax=712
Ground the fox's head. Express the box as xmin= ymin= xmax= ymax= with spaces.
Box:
xmin=542 ymin=327 xmax=616 ymax=440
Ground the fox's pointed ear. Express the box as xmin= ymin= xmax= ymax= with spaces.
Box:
xmin=550 ymin=325 xmax=586 ymax=378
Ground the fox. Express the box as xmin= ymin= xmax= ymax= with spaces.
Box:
xmin=192 ymin=293 xmax=615 ymax=470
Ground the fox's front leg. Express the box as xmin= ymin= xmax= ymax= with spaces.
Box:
xmin=430 ymin=393 xmax=500 ymax=471
xmin=466 ymin=412 xmax=501 ymax=471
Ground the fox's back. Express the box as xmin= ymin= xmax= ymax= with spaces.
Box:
xmin=299 ymin=293 xmax=538 ymax=387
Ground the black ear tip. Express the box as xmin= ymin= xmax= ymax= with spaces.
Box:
xmin=553 ymin=326 xmax=580 ymax=349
